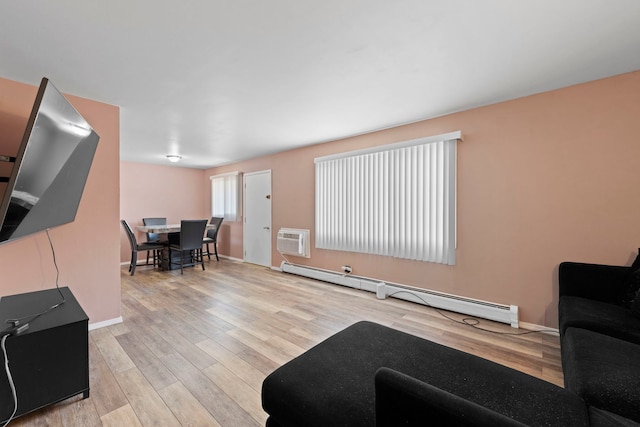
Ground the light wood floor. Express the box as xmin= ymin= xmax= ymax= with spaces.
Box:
xmin=11 ymin=259 xmax=563 ymax=426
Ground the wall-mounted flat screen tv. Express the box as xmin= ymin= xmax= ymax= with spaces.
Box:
xmin=0 ymin=78 xmax=100 ymax=244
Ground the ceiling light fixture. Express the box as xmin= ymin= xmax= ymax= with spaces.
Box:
xmin=166 ymin=154 xmax=182 ymax=163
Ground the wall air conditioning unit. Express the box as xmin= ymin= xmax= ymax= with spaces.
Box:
xmin=277 ymin=228 xmax=310 ymax=258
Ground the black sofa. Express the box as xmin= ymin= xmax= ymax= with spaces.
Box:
xmin=262 ymin=261 xmax=640 ymax=426
xmin=559 ymin=261 xmax=640 ymax=424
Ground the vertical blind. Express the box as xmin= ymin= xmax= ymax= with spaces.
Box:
xmin=315 ymin=131 xmax=460 ymax=265
xmin=210 ymin=172 xmax=242 ymax=222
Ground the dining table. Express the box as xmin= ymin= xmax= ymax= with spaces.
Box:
xmin=136 ymin=223 xmax=217 ymax=234
xmin=135 ymin=222 xmax=217 ymax=270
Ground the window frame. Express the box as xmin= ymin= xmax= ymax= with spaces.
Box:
xmin=314 ymin=131 xmax=461 ymax=265
xmin=210 ymin=171 xmax=243 ymax=222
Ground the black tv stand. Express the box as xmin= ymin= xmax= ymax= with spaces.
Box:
xmin=0 ymin=287 xmax=89 ymax=423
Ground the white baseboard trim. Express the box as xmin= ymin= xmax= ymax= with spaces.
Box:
xmin=89 ymin=316 xmax=123 ymax=331
xmin=280 ymin=262 xmax=519 ymax=327
xmin=219 ymin=254 xmax=244 ymax=262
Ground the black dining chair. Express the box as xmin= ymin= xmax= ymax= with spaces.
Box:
xmin=121 ymin=220 xmax=166 ymax=276
xmin=142 ymin=217 xmax=167 ymax=266
xmin=202 ymin=217 xmax=224 ymax=261
xmin=169 ymin=219 xmax=208 ymax=274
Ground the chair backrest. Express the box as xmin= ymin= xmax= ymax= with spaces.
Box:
xmin=179 ymin=220 xmax=208 ymax=251
xmin=207 ymin=217 xmax=224 ymax=241
xmin=143 ymin=217 xmax=167 ymax=242
xmin=121 ymin=220 xmax=138 ymax=250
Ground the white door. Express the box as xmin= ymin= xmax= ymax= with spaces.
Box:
xmin=243 ymin=170 xmax=272 ymax=267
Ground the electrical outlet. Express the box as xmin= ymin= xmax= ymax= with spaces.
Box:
xmin=341 ymin=265 xmax=352 ymax=274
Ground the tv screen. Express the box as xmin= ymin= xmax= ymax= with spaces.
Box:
xmin=0 ymin=78 xmax=100 ymax=244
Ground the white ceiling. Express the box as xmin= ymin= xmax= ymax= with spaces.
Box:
xmin=1 ymin=1 xmax=640 ymax=169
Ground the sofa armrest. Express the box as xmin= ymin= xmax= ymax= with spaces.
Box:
xmin=375 ymin=368 xmax=527 ymax=427
xmin=559 ymin=262 xmax=632 ymax=303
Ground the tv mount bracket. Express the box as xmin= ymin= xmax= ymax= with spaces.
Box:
xmin=0 ymin=154 xmax=15 ymax=182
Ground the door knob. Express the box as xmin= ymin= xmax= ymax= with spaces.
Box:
xmin=263 ymin=226 xmax=270 ymax=230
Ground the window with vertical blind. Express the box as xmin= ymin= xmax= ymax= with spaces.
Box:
xmin=314 ymin=131 xmax=461 ymax=265
xmin=210 ymin=171 xmax=242 ymax=222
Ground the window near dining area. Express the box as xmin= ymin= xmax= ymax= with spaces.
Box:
xmin=315 ymin=131 xmax=461 ymax=265
xmin=210 ymin=171 xmax=242 ymax=222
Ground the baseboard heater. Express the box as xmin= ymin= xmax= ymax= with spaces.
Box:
xmin=280 ymin=262 xmax=519 ymax=328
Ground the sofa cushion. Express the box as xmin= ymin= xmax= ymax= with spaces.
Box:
xmin=617 ymin=268 xmax=640 ymax=307
xmin=559 ymin=262 xmax=632 ymax=303
xmin=589 ymin=407 xmax=640 ymax=427
xmin=631 ymin=250 xmax=640 ymax=269
xmin=562 ymin=327 xmax=640 ymax=423
xmin=632 ymin=292 xmax=640 ymax=319
xmin=262 ymin=321 xmax=589 ymax=427
xmin=375 ymin=367 xmax=528 ymax=427
xmin=619 ymin=247 xmax=640 ymax=307
xmin=559 ymin=296 xmax=640 ymax=344
xmin=265 ymin=418 xmax=284 ymax=427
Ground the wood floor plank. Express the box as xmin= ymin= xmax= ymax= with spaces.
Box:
xmin=107 ymin=322 xmax=130 ymax=337
xmin=123 ymin=315 xmax=179 ymax=359
xmin=115 ymin=332 xmax=179 ymax=391
xmin=148 ymin=321 xmax=217 ymax=370
xmin=87 ymin=334 xmax=129 ymax=417
xmin=10 ymin=400 xmax=64 ymax=427
xmin=100 ymin=404 xmax=143 ymax=427
xmin=157 ymin=382 xmax=223 ymax=427
xmin=113 ymin=367 xmax=182 ymax=427
xmin=236 ymin=348 xmax=280 ymax=376
xmin=57 ymin=394 xmax=102 ymax=427
xmin=204 ymin=305 xmax=263 ymax=337
xmin=197 ymin=339 xmax=266 ymax=392
xmin=154 ymin=306 xmax=210 ymax=345
xmin=202 ymin=364 xmax=267 ymax=425
xmin=92 ymin=328 xmax=136 ymax=374
xmin=225 ymin=327 xmax=296 ymax=366
xmin=159 ymin=352 xmax=260 ymax=427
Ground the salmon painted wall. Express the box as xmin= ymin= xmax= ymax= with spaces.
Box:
xmin=0 ymin=77 xmax=121 ymax=326
xmin=119 ymin=161 xmax=207 ymax=263
xmin=206 ymin=70 xmax=640 ymax=327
